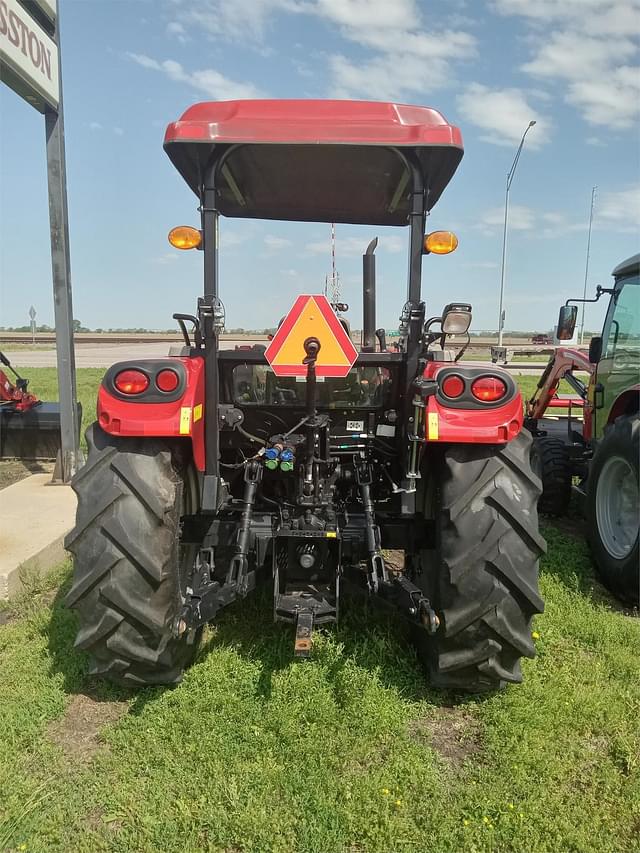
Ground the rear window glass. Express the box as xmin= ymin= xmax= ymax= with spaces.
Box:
xmin=232 ymin=364 xmax=393 ymax=408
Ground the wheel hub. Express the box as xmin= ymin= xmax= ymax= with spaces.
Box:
xmin=595 ymin=455 xmax=639 ymax=560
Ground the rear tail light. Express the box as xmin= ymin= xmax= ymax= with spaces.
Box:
xmin=471 ymin=376 xmax=507 ymax=402
xmin=114 ymin=369 xmax=149 ymax=395
xmin=441 ymin=375 xmax=465 ymax=398
xmin=155 ymin=369 xmax=180 ymax=392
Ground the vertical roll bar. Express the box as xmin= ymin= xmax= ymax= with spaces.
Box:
xmin=399 ymin=153 xmax=426 ymax=508
xmin=406 ymin=156 xmax=426 ymax=307
xmin=200 ymin=161 xmax=221 ymax=511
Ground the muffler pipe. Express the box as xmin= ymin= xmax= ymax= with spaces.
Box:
xmin=362 ymin=237 xmax=378 ymax=352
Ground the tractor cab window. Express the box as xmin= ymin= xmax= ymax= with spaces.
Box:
xmin=232 ymin=364 xmax=393 ymax=408
xmin=603 ymin=277 xmax=640 ymax=360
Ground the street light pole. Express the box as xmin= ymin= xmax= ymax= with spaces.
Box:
xmin=497 ymin=120 xmax=536 ymax=346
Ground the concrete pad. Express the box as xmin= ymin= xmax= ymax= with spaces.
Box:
xmin=0 ymin=474 xmax=76 ymax=599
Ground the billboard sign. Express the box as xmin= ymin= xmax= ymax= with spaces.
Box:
xmin=0 ymin=0 xmax=58 ymax=110
xmin=31 ymin=0 xmax=56 ymax=22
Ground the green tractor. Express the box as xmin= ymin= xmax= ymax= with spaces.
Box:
xmin=526 ymin=253 xmax=639 ymax=604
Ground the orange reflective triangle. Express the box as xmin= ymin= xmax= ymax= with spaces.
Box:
xmin=265 ymin=295 xmax=357 ymax=377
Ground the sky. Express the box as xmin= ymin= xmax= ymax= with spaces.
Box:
xmin=0 ymin=0 xmax=638 ymax=334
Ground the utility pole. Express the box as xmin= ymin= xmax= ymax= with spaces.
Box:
xmin=497 ymin=120 xmax=536 ymax=346
xmin=579 ymin=186 xmax=597 ymax=345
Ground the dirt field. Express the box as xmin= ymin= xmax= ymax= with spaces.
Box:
xmin=0 ymin=459 xmax=54 ymax=490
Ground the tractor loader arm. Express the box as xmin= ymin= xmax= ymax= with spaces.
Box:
xmin=526 ymin=347 xmax=593 ymax=422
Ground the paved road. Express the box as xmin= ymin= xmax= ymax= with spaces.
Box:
xmin=3 ymin=340 xmax=255 ymax=368
xmin=3 ymin=342 xmax=559 ymax=374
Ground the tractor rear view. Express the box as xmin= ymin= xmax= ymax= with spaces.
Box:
xmin=65 ymin=100 xmax=544 ymax=691
xmin=526 ymin=254 xmax=639 ymax=605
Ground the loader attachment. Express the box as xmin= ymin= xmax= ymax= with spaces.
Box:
xmin=0 ymin=351 xmax=81 ymax=460
xmin=0 ymin=402 xmax=77 ymax=460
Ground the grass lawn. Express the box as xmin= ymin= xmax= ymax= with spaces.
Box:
xmin=1 ymin=536 xmax=638 ymax=853
xmin=2 ymin=368 xmax=637 ymax=853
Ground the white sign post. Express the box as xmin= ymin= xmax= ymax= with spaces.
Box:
xmin=29 ymin=304 xmax=36 ymax=343
xmin=0 ymin=0 xmax=80 ymax=482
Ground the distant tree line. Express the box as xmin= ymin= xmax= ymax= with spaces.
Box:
xmin=0 ymin=323 xmax=599 ymax=337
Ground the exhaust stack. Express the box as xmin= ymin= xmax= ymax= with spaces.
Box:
xmin=362 ymin=237 xmax=378 ymax=352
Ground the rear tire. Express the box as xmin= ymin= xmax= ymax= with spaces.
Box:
xmin=586 ymin=415 xmax=639 ymax=605
xmin=416 ymin=430 xmax=545 ymax=692
xmin=532 ymin=436 xmax=572 ymax=516
xmin=64 ymin=424 xmax=200 ymax=686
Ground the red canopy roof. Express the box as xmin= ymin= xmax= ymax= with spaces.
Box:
xmin=164 ymin=100 xmax=463 ymax=225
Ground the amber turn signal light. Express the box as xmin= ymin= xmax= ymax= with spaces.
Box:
xmin=168 ymin=226 xmax=202 ymax=250
xmin=424 ymin=231 xmax=458 ymax=255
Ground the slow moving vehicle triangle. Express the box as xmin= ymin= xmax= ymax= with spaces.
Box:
xmin=265 ymin=294 xmax=358 ymax=377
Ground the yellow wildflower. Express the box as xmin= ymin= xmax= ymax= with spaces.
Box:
xmin=532 ymin=631 xmax=540 ymax=640
xmin=382 ymin=788 xmax=390 ymax=796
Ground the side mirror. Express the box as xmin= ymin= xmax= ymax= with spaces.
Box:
xmin=442 ymin=302 xmax=472 ymax=335
xmin=588 ymin=336 xmax=602 ymax=363
xmin=556 ymin=305 xmax=578 ymax=340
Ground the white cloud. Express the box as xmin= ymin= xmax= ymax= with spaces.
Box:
xmin=179 ymin=0 xmax=302 ymax=43
xmin=456 ymin=84 xmax=550 ymax=147
xmin=128 ymin=53 xmax=262 ymax=99
xmin=89 ymin=121 xmax=102 ymax=131
xmin=167 ymin=21 xmax=189 ymax=43
xmin=263 ymin=235 xmax=292 ymax=251
xmin=113 ymin=127 xmax=124 ymax=136
xmin=492 ymin=0 xmax=640 ymax=129
xmin=476 ymin=194 xmax=640 ymax=239
xmin=478 ymin=204 xmax=537 ymax=233
xmin=162 ymin=0 xmax=476 ymax=102
xmin=595 ymin=185 xmax=640 ymax=232
xmin=492 ymin=0 xmax=639 ymax=35
xmin=127 ymin=53 xmax=158 ymax=71
xmin=319 ymin=0 xmax=476 ymax=99
xmin=313 ymin=0 xmax=416 ymax=31
xmin=586 ymin=136 xmax=605 ymax=147
xmin=305 ymin=234 xmax=405 ymax=256
xmin=329 ymin=53 xmax=453 ymax=100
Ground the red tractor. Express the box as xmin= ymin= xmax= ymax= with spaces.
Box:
xmin=65 ymin=100 xmax=544 ymax=691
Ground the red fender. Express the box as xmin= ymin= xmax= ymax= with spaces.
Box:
xmin=97 ymin=357 xmax=206 ymax=470
xmin=421 ymin=362 xmax=523 ymax=444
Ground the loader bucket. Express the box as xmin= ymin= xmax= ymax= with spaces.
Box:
xmin=0 ymin=402 xmax=81 ymax=460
